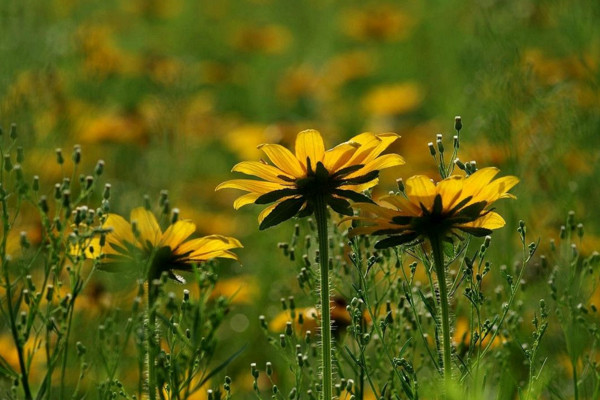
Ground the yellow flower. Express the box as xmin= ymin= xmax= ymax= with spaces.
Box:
xmin=82 ymin=208 xmax=242 ymax=280
xmin=216 ymin=129 xmax=405 ymax=229
xmin=351 ymin=167 xmax=518 ymax=247
xmin=362 ymin=83 xmax=423 ymax=117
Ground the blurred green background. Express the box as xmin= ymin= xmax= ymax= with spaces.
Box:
xmin=1 ymin=0 xmax=599 ymax=397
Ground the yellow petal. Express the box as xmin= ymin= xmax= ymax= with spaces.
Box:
xmin=257 ymin=202 xmax=279 ymax=224
xmin=361 ymin=133 xmax=400 ymax=164
xmin=160 ymin=220 xmax=196 ymax=250
xmin=339 ymin=178 xmax=379 ymax=193
xmin=232 ymin=161 xmax=294 ymax=183
xmin=177 ymin=235 xmax=242 ymax=260
xmin=461 ymin=167 xmax=500 ymax=199
xmin=216 ymin=179 xmax=286 ymax=194
xmin=458 ymin=211 xmax=506 ymax=230
xmin=130 ymin=208 xmax=162 ymax=248
xmin=404 ymin=175 xmax=436 ymax=211
xmin=233 ymin=193 xmax=262 ymax=209
xmin=379 ymin=194 xmax=422 ymax=215
xmin=295 ymin=129 xmax=325 ymax=171
xmin=353 ymin=202 xmax=398 ymax=219
xmin=322 ymin=142 xmax=359 ymax=172
xmin=436 ymin=176 xmax=464 ymax=212
xmin=349 ymin=153 xmax=405 ymax=178
xmin=103 ymin=213 xmax=136 ymax=247
xmin=258 ymin=144 xmax=305 ymax=177
xmin=343 ymin=133 xmax=382 ymax=166
xmin=475 ymin=176 xmax=519 ymax=203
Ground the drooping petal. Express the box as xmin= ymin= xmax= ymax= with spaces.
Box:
xmin=130 ymin=207 xmax=162 ymax=248
xmin=233 ymin=193 xmax=262 ymax=209
xmin=216 ymin=179 xmax=286 ymax=194
xmin=258 ymin=202 xmax=280 ymax=225
xmin=232 ymin=161 xmax=295 ymax=183
xmin=258 ymin=143 xmax=305 ymax=177
xmin=295 ymin=129 xmax=325 ymax=171
xmin=161 ymin=220 xmax=196 ymax=250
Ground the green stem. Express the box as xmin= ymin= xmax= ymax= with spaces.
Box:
xmin=572 ymin=358 xmax=579 ymax=400
xmin=314 ymin=195 xmax=332 ymax=400
xmin=147 ymin=276 xmax=159 ymax=400
xmin=430 ymin=234 xmax=452 ymax=392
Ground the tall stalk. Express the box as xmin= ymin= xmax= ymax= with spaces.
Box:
xmin=429 ymin=233 xmax=452 ymax=392
xmin=314 ymin=195 xmax=332 ymax=400
xmin=147 ymin=267 xmax=160 ymax=400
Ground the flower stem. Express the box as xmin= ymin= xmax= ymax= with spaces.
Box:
xmin=147 ymin=274 xmax=159 ymax=400
xmin=314 ymin=195 xmax=333 ymax=400
xmin=429 ymin=233 xmax=452 ymax=392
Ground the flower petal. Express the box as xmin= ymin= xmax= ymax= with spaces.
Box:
xmin=457 ymin=211 xmax=505 ymax=230
xmin=233 ymin=193 xmax=262 ymax=209
xmin=295 ymin=129 xmax=325 ymax=171
xmin=258 ymin=143 xmax=305 ymax=177
xmin=161 ymin=220 xmax=196 ymax=250
xmin=436 ymin=176 xmax=465 ymax=212
xmin=232 ymin=161 xmax=294 ymax=183
xmin=322 ymin=142 xmax=359 ymax=172
xmin=350 ymin=153 xmax=405 ymax=177
xmin=404 ymin=175 xmax=437 ymax=211
xmin=215 ymin=179 xmax=286 ymax=194
xmin=130 ymin=208 xmax=162 ymax=248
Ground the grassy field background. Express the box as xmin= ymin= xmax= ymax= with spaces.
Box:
xmin=1 ymin=0 xmax=600 ymax=398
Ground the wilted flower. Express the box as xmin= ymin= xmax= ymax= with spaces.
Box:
xmin=216 ymin=129 xmax=404 ymax=229
xmin=351 ymin=167 xmax=518 ymax=248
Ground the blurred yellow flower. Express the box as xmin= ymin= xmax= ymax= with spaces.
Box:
xmin=269 ymin=299 xmax=352 ymax=335
xmin=453 ymin=317 xmax=504 ymax=349
xmin=217 ymin=129 xmax=404 ymax=229
xmin=81 ymin=208 xmax=242 ymax=280
xmin=230 ymin=24 xmax=292 ymax=54
xmin=352 ymin=167 xmax=518 ymax=247
xmin=224 ymin=124 xmax=280 ymax=160
xmin=362 ymin=83 xmax=423 ymax=117
xmin=209 ymin=275 xmax=259 ymax=304
xmin=342 ymin=4 xmax=415 ymax=42
xmin=79 ymin=113 xmax=147 ymax=144
xmin=76 ymin=25 xmax=140 ymax=78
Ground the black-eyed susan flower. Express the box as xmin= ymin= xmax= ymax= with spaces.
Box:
xmin=84 ymin=207 xmax=242 ymax=281
xmin=216 ymin=129 xmax=404 ymax=230
xmin=351 ymin=167 xmax=518 ymax=248
xmin=217 ymin=128 xmax=403 ymax=400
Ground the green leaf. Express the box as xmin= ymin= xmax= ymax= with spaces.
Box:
xmin=255 ymin=188 xmax=299 ymax=204
xmin=259 ymin=197 xmax=305 ymax=230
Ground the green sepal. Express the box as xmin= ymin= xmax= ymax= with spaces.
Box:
xmin=255 ymin=188 xmax=299 ymax=204
xmin=259 ymin=197 xmax=305 ymax=230
xmin=374 ymin=232 xmax=420 ymax=249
